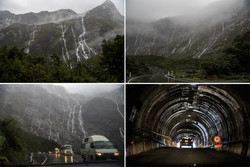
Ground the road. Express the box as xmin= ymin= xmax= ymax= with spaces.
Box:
xmin=31 ymin=153 xmax=123 ymax=167
xmin=127 ymin=74 xmax=197 ymax=83
xmin=127 ymin=74 xmax=249 ymax=83
xmin=127 ymin=147 xmax=249 ymax=166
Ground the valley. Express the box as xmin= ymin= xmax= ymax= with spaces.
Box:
xmin=0 ymin=84 xmax=124 ymax=152
xmin=126 ymin=0 xmax=250 ymax=82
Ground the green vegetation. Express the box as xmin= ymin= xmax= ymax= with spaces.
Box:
xmin=0 ymin=35 xmax=124 ymax=82
xmin=126 ymin=56 xmax=152 ymax=77
xmin=201 ymin=31 xmax=250 ymax=80
xmin=127 ymin=31 xmax=250 ymax=81
xmin=0 ymin=23 xmax=30 ymax=47
xmin=0 ymin=117 xmax=60 ymax=164
xmin=100 ymin=35 xmax=124 ymax=82
xmin=21 ymin=131 xmax=60 ymax=153
xmin=0 ymin=118 xmax=25 ymax=164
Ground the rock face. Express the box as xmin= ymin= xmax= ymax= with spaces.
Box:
xmin=127 ymin=0 xmax=249 ymax=58
xmin=0 ymin=84 xmax=124 ymax=152
xmin=0 ymin=0 xmax=123 ymax=66
xmin=0 ymin=9 xmax=77 ymax=28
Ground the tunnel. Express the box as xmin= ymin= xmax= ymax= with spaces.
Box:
xmin=126 ymin=84 xmax=250 ymax=160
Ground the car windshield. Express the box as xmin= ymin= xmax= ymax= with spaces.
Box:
xmin=94 ymin=141 xmax=115 ymax=149
xmin=182 ymin=137 xmax=191 ymax=140
xmin=64 ymin=148 xmax=72 ymax=151
xmin=64 ymin=146 xmax=72 ymax=150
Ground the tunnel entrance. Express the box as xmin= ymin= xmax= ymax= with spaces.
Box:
xmin=126 ymin=85 xmax=250 ymax=160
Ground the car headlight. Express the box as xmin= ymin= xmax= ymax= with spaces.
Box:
xmin=96 ymin=152 xmax=102 ymax=156
xmin=114 ymin=152 xmax=119 ymax=156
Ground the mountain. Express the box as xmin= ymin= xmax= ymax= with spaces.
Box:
xmin=0 ymin=84 xmax=124 ymax=152
xmin=126 ymin=0 xmax=249 ymax=58
xmin=0 ymin=0 xmax=123 ymax=66
xmin=0 ymin=9 xmax=77 ymax=28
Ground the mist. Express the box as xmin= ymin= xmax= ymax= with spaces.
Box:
xmin=0 ymin=0 xmax=124 ymax=15
xmin=126 ymin=0 xmax=247 ymax=56
xmin=54 ymin=83 xmax=122 ymax=96
xmin=127 ymin=0 xmax=242 ymax=22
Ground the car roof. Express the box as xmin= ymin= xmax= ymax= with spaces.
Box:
xmin=182 ymin=136 xmax=192 ymax=139
xmin=84 ymin=135 xmax=110 ymax=142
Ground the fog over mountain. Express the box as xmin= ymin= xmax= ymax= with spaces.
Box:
xmin=0 ymin=84 xmax=124 ymax=152
xmin=55 ymin=84 xmax=122 ymax=96
xmin=0 ymin=0 xmax=124 ymax=15
xmin=127 ymin=0 xmax=219 ymax=22
xmin=127 ymin=0 xmax=249 ymax=57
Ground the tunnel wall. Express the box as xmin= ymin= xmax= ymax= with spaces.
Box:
xmin=247 ymin=141 xmax=250 ymax=157
xmin=222 ymin=140 xmax=250 ymax=157
xmin=126 ymin=139 xmax=174 ymax=156
xmin=126 ymin=141 xmax=160 ymax=156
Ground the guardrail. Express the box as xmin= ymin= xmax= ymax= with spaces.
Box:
xmin=32 ymin=154 xmax=47 ymax=165
xmin=127 ymin=129 xmax=174 ymax=156
xmin=221 ymin=139 xmax=250 ymax=157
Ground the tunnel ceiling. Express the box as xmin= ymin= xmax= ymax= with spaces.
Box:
xmin=127 ymin=85 xmax=249 ymax=146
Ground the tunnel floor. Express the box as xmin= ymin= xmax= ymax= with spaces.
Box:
xmin=127 ymin=147 xmax=249 ymax=166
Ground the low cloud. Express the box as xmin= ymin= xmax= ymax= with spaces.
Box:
xmin=0 ymin=0 xmax=124 ymax=15
xmin=127 ymin=0 xmax=221 ymax=22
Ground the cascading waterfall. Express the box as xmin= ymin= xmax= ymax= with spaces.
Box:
xmin=18 ymin=15 xmax=21 ymax=22
xmin=148 ymin=31 xmax=157 ymax=55
xmin=48 ymin=111 xmax=53 ymax=140
xmin=119 ymin=128 xmax=124 ymax=141
xmin=179 ymin=32 xmax=198 ymax=53
xmin=196 ymin=26 xmax=222 ymax=58
xmin=135 ymin=31 xmax=139 ymax=45
xmin=152 ymin=31 xmax=157 ymax=46
xmin=110 ymin=98 xmax=123 ymax=118
xmin=78 ymin=105 xmax=87 ymax=137
xmin=71 ymin=27 xmax=81 ymax=62
xmin=75 ymin=17 xmax=97 ymax=60
xmin=134 ymin=31 xmax=145 ymax=55
xmin=65 ymin=100 xmax=87 ymax=137
xmin=25 ymin=25 xmax=37 ymax=53
xmin=61 ymin=24 xmax=71 ymax=66
xmin=108 ymin=98 xmax=124 ymax=140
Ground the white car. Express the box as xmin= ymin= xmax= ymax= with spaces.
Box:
xmin=81 ymin=135 xmax=119 ymax=161
xmin=60 ymin=145 xmax=73 ymax=156
xmin=54 ymin=148 xmax=60 ymax=154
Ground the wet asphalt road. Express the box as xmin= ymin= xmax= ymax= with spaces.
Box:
xmin=127 ymin=147 xmax=249 ymax=166
xmin=32 ymin=153 xmax=123 ymax=167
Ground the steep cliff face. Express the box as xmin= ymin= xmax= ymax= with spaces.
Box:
xmin=0 ymin=84 xmax=124 ymax=152
xmin=0 ymin=9 xmax=77 ymax=29
xmin=0 ymin=0 xmax=123 ymax=66
xmin=127 ymin=0 xmax=249 ymax=58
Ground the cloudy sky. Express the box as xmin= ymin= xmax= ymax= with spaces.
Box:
xmin=127 ymin=0 xmax=220 ymax=22
xmin=0 ymin=0 xmax=124 ymax=15
xmin=54 ymin=83 xmax=122 ymax=95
